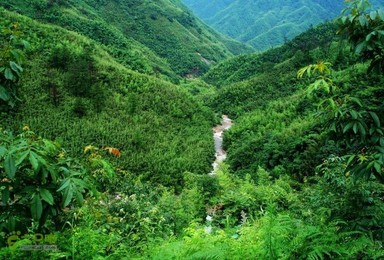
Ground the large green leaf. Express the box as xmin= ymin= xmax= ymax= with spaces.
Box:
xmin=9 ymin=50 xmax=20 ymax=62
xmin=9 ymin=61 xmax=23 ymax=74
xmin=57 ymin=179 xmax=70 ymax=192
xmin=31 ymin=193 xmax=43 ymax=221
xmin=62 ymin=184 xmax=73 ymax=208
xmin=355 ymin=41 xmax=367 ymax=54
xmin=365 ymin=31 xmax=376 ymax=42
xmin=353 ymin=123 xmax=358 ymax=134
xmin=29 ymin=151 xmax=39 ymax=171
xmin=373 ymin=161 xmax=382 ymax=173
xmin=350 ymin=110 xmax=358 ymax=119
xmin=4 ymin=67 xmax=14 ymax=81
xmin=343 ymin=122 xmax=354 ymax=133
xmin=47 ymin=166 xmax=59 ymax=183
xmin=16 ymin=150 xmax=30 ymax=166
xmin=370 ymin=11 xmax=377 ymax=20
xmin=1 ymin=188 xmax=10 ymax=205
xmin=21 ymin=40 xmax=30 ymax=49
xmin=40 ymin=188 xmax=54 ymax=205
xmin=4 ymin=154 xmax=16 ymax=179
xmin=350 ymin=97 xmax=363 ymax=107
xmin=380 ymin=138 xmax=384 ymax=147
xmin=0 ymin=85 xmax=10 ymax=101
xmin=0 ymin=146 xmax=7 ymax=157
xmin=378 ymin=9 xmax=384 ymax=21
xmin=358 ymin=15 xmax=368 ymax=27
xmin=376 ymin=146 xmax=384 ymax=154
xmin=357 ymin=122 xmax=366 ymax=137
xmin=369 ymin=111 xmax=380 ymax=127
xmin=74 ymin=189 xmax=84 ymax=206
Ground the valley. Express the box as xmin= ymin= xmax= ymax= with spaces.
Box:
xmin=0 ymin=0 xmax=384 ymax=259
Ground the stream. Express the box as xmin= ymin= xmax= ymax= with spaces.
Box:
xmin=210 ymin=115 xmax=232 ymax=174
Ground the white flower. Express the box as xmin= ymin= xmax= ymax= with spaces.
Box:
xmin=204 ymin=226 xmax=212 ymax=234
xmin=206 ymin=215 xmax=213 ymax=222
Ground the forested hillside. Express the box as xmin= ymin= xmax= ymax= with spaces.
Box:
xmin=1 ymin=0 xmax=384 ymax=259
xmin=0 ymin=1 xmax=220 ymax=253
xmin=183 ymin=0 xmax=382 ymax=51
xmin=0 ymin=0 xmax=252 ymax=79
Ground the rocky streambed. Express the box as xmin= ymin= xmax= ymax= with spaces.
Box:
xmin=211 ymin=115 xmax=232 ymax=174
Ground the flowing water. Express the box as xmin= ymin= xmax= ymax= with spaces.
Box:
xmin=210 ymin=115 xmax=232 ymax=174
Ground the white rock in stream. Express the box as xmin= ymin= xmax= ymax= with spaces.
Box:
xmin=210 ymin=115 xmax=232 ymax=175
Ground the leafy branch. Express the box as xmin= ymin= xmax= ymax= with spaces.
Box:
xmin=0 ymin=21 xmax=29 ymax=109
xmin=0 ymin=128 xmax=93 ymax=232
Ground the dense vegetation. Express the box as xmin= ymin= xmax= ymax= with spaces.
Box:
xmin=0 ymin=0 xmax=252 ymax=80
xmin=182 ymin=0 xmax=382 ymax=51
xmin=1 ymin=0 xmax=384 ymax=259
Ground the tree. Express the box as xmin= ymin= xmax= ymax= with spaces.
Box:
xmin=0 ymin=21 xmax=28 ymax=110
xmin=298 ymin=1 xmax=384 ymax=183
xmin=0 ymin=128 xmax=92 ymax=233
xmin=338 ymin=0 xmax=384 ymax=73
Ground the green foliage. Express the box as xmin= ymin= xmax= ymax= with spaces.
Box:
xmin=204 ymin=22 xmax=339 ymax=88
xmin=203 ymin=23 xmax=343 ymax=119
xmin=182 ymin=0 xmax=367 ymax=51
xmin=0 ymin=128 xmax=92 ymax=234
xmin=143 ymin=164 xmax=384 ymax=259
xmin=221 ymin=92 xmax=327 ymax=180
xmin=0 ymin=0 xmax=250 ymax=78
xmin=213 ymin=0 xmax=384 ymax=186
xmin=338 ymin=0 xmax=384 ymax=72
xmin=0 ymin=20 xmax=28 ymax=109
xmin=298 ymin=59 xmax=384 ymax=183
xmin=332 ymin=2 xmax=384 ymax=185
xmin=1 ymin=0 xmax=384 ymax=258
xmin=0 ymin=8 xmax=215 ymax=190
xmin=307 ymin=156 xmax=384 ymax=241
xmin=45 ymin=170 xmax=213 ymax=256
xmin=207 ymin=165 xmax=299 ymax=228
xmin=58 ymin=226 xmax=126 ymax=259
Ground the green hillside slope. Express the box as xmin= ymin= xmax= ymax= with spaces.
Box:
xmin=182 ymin=0 xmax=382 ymax=51
xmin=204 ymin=23 xmax=338 ymax=113
xmin=0 ymin=7 xmax=215 ymax=189
xmin=1 ymin=1 xmax=383 ymax=259
xmin=0 ymin=0 xmax=252 ymax=79
xmin=203 ymin=13 xmax=384 ymax=181
xmin=202 ymin=22 xmax=341 ymax=172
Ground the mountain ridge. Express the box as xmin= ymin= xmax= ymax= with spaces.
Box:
xmin=182 ymin=0 xmax=382 ymax=51
xmin=0 ymin=0 xmax=252 ymax=79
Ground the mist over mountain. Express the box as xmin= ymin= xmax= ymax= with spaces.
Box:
xmin=182 ymin=0 xmax=382 ymax=51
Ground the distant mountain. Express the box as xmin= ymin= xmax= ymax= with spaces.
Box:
xmin=0 ymin=0 xmax=252 ymax=78
xmin=182 ymin=0 xmax=382 ymax=51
